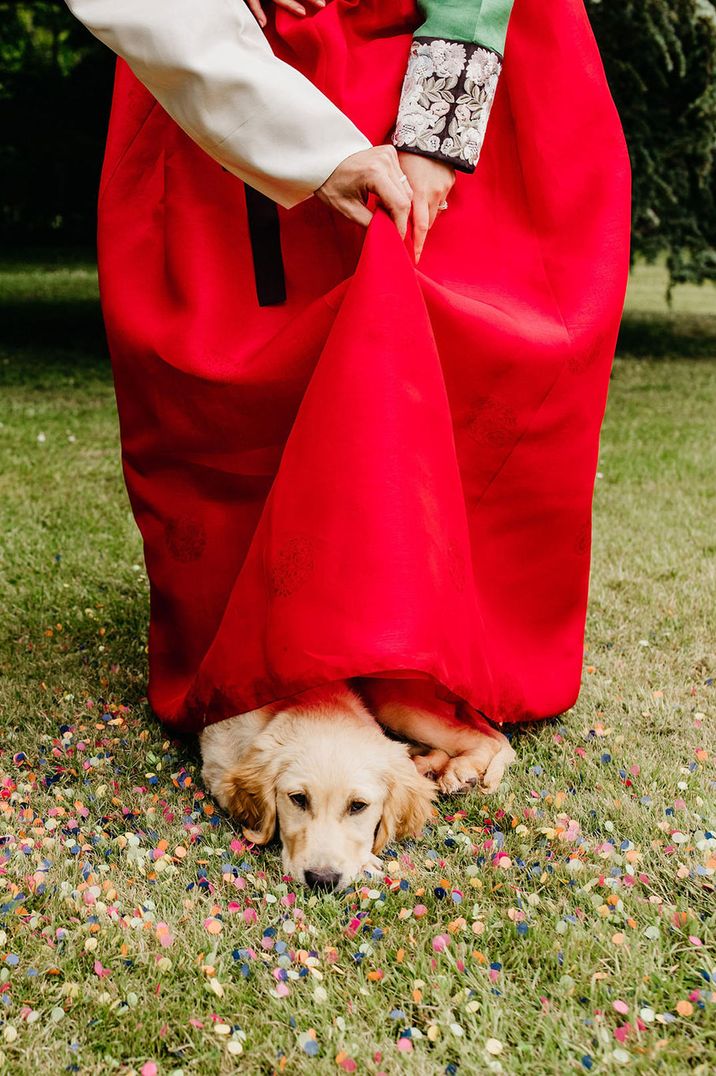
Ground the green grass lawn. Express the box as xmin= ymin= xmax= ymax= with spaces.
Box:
xmin=0 ymin=254 xmax=714 ymax=1075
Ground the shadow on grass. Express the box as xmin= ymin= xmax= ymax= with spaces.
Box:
xmin=0 ymin=296 xmax=109 ymax=387
xmin=616 ymin=313 xmax=716 ymax=360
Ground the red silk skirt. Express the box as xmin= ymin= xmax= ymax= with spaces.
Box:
xmin=96 ymin=0 xmax=631 ymax=733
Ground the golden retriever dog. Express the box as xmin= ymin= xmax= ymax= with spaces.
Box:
xmin=200 ymin=679 xmax=515 ymax=890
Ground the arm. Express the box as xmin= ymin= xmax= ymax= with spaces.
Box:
xmin=64 ymin=0 xmax=371 ymax=208
xmin=393 ymin=0 xmax=515 ymax=172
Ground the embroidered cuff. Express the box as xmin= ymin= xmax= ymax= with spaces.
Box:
xmin=392 ymin=38 xmax=503 ymax=172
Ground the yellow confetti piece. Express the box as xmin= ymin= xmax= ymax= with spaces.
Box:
xmin=612 ymin=933 xmax=625 ymax=945
xmin=485 ymin=1038 xmax=503 ymax=1055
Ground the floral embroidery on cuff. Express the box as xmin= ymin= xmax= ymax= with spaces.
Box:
xmin=392 ymin=38 xmax=502 ymax=172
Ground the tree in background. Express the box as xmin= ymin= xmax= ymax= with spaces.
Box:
xmin=589 ymin=0 xmax=716 ymax=290
xmin=1 ymin=0 xmax=715 ymax=290
xmin=0 ymin=1 xmax=113 ymax=243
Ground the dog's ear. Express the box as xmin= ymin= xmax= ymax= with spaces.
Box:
xmin=213 ymin=739 xmax=279 ymax=846
xmin=373 ymin=752 xmax=436 ymax=854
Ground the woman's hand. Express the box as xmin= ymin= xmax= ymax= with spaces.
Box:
xmin=245 ymin=0 xmax=325 ymax=28
xmin=316 ymin=145 xmax=413 ymax=238
xmin=398 ymin=152 xmax=456 ymax=263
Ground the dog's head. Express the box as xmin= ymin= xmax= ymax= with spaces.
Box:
xmin=203 ymin=697 xmax=435 ymax=890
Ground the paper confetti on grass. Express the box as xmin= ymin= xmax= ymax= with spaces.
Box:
xmin=0 ymin=701 xmax=712 ymax=1074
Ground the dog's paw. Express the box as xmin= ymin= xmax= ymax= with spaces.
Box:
xmin=438 ymin=739 xmax=516 ymax=796
xmin=411 ymin=747 xmax=451 ymax=780
xmin=358 ymin=854 xmax=384 ymax=880
xmin=438 ymin=755 xmax=481 ymax=794
xmin=480 ymin=741 xmax=517 ymax=794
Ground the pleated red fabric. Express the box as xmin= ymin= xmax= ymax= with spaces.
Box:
xmin=96 ymin=0 xmax=631 ymax=733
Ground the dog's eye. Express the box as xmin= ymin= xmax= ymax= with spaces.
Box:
xmin=349 ymin=800 xmax=368 ymax=815
xmin=289 ymin=792 xmax=308 ymax=810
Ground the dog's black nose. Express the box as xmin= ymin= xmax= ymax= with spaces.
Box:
xmin=304 ymin=868 xmax=340 ymax=890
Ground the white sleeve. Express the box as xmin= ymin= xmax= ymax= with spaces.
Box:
xmin=64 ymin=0 xmax=371 ymax=208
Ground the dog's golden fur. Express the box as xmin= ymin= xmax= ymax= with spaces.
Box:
xmin=200 ymin=679 xmax=515 ymax=889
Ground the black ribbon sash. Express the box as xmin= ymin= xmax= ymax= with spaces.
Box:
xmin=243 ymin=184 xmax=287 ymax=307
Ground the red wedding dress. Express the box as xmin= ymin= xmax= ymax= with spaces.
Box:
xmin=95 ymin=0 xmax=631 ymax=733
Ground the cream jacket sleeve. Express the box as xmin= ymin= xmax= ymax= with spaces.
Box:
xmin=64 ymin=0 xmax=371 ymax=208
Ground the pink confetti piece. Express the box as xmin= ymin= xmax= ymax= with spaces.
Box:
xmin=156 ymin=923 xmax=174 ymax=948
xmin=613 ymin=1000 xmax=629 ymax=1015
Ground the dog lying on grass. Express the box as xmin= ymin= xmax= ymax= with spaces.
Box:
xmin=200 ymin=680 xmax=515 ymax=890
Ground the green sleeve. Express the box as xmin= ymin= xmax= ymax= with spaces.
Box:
xmin=392 ymin=1 xmax=515 ymax=172
xmin=415 ymin=0 xmax=514 ymax=57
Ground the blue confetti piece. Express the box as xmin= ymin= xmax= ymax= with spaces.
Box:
xmin=303 ymin=1039 xmax=319 ymax=1057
